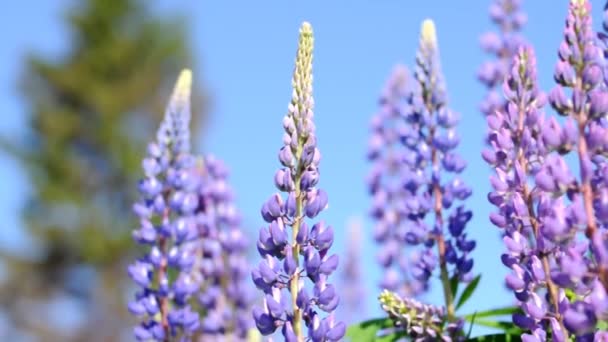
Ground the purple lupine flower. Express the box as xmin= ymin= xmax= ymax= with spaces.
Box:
xmin=339 ymin=217 xmax=366 ymax=324
xmin=486 ymin=0 xmax=608 ymax=339
xmin=367 ymin=65 xmax=427 ymax=297
xmin=192 ymin=155 xmax=253 ymax=340
xmin=251 ymin=22 xmax=345 ymax=342
xmin=484 ymin=45 xmax=571 ymax=339
xmin=545 ymin=0 xmax=608 ymax=337
xmin=478 ymin=0 xmax=527 ymax=117
xmin=598 ymin=1 xmax=608 ymax=87
xmin=129 ymin=70 xmax=202 ymax=340
xmin=397 ymin=19 xmax=474 ymax=322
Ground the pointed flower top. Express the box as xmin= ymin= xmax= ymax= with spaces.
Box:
xmin=569 ymin=0 xmax=590 ymax=17
xmin=421 ymin=19 xmax=437 ymax=50
xmin=415 ymin=18 xmax=446 ymax=107
xmin=295 ymin=22 xmax=314 ymax=82
xmin=289 ymin=21 xmax=315 ymax=137
xmin=157 ymin=68 xmax=193 ymax=154
xmin=170 ymin=68 xmax=193 ymax=110
xmin=292 ymin=22 xmax=314 ymax=113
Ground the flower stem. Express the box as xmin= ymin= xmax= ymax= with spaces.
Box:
xmin=291 ymin=143 xmax=304 ymax=342
xmin=430 ymin=126 xmax=455 ymax=321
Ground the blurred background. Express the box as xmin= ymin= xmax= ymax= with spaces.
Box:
xmin=0 ymin=0 xmax=604 ymax=341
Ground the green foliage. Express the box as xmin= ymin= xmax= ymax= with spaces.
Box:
xmin=450 ymin=273 xmax=460 ymax=300
xmin=346 ymin=311 xmax=524 ymax=341
xmin=346 ymin=318 xmax=393 ymax=341
xmin=0 ymin=0 xmax=204 ymax=338
xmin=464 ymin=306 xmax=524 ymax=335
xmin=456 ymin=274 xmax=481 ymax=310
xmin=468 ymin=333 xmax=523 ymax=342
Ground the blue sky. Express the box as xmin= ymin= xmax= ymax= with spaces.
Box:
xmin=0 ymin=0 xmax=605 ymax=337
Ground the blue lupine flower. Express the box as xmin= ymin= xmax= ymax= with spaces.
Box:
xmin=251 ymin=22 xmax=345 ymax=342
xmin=129 ymin=70 xmax=201 ymax=340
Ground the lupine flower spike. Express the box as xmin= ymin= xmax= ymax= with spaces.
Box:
xmin=408 ymin=19 xmax=474 ymax=314
xmin=128 ymin=70 xmax=202 ymax=341
xmin=251 ymin=22 xmax=345 ymax=342
xmin=545 ymin=0 xmax=608 ymax=338
xmin=597 ymin=1 xmax=608 ymax=87
xmin=376 ymin=19 xmax=474 ymax=341
xmin=367 ymin=65 xmax=427 ymax=297
xmin=483 ymin=46 xmax=569 ymax=341
xmin=478 ymin=0 xmax=527 ymax=118
xmin=484 ymin=0 xmax=608 ymax=339
xmin=192 ymin=155 xmax=253 ymax=340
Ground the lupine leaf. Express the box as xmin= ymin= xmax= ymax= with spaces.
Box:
xmin=456 ymin=274 xmax=481 ymax=310
xmin=450 ymin=274 xmax=460 ymax=299
xmin=466 ymin=311 xmax=477 ymax=339
xmin=345 ymin=318 xmax=393 ymax=341
xmin=374 ymin=331 xmax=407 ymax=342
xmin=468 ymin=333 xmax=522 ymax=341
xmin=464 ymin=306 xmax=521 ymax=320
xmin=469 ymin=319 xmax=523 ymax=335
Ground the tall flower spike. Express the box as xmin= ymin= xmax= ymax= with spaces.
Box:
xmin=478 ymin=0 xmax=527 ymax=118
xmin=398 ymin=19 xmax=474 ymax=325
xmin=129 ymin=69 xmax=201 ymax=341
xmin=599 ymin=1 xmax=608 ymax=87
xmin=483 ymin=46 xmax=570 ymax=340
xmin=367 ymin=65 xmax=427 ymax=298
xmin=192 ymin=155 xmax=253 ymax=340
xmin=252 ymin=22 xmax=345 ymax=342
xmin=485 ymin=0 xmax=608 ymax=339
xmin=543 ymin=0 xmax=608 ymax=339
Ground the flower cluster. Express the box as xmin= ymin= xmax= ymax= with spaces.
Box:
xmin=192 ymin=155 xmax=252 ymax=339
xmin=598 ymin=2 xmax=608 ymax=88
xmin=484 ymin=44 xmax=567 ymax=341
xmin=407 ymin=19 xmax=475 ymax=294
xmin=367 ymin=65 xmax=427 ymax=298
xmin=128 ymin=71 xmax=252 ymax=342
xmin=398 ymin=19 xmax=475 ymax=315
xmin=485 ymin=0 xmax=608 ymax=339
xmin=478 ymin=0 xmax=527 ymax=117
xmin=379 ymin=290 xmax=464 ymax=341
xmin=128 ymin=70 xmax=202 ymax=341
xmin=251 ymin=22 xmax=345 ymax=342
xmin=368 ymin=19 xmax=474 ymax=340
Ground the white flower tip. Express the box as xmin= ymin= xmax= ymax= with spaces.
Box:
xmin=301 ymin=21 xmax=313 ymax=34
xmin=171 ymin=68 xmax=193 ymax=104
xmin=421 ymin=19 xmax=437 ymax=47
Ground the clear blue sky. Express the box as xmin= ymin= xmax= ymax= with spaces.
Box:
xmin=0 ymin=0 xmax=604 ymax=337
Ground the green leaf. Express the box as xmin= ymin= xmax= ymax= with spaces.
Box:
xmin=450 ymin=274 xmax=460 ymax=299
xmin=345 ymin=318 xmax=393 ymax=342
xmin=468 ymin=333 xmax=522 ymax=342
xmin=464 ymin=306 xmax=522 ymax=320
xmin=456 ymin=274 xmax=481 ymax=310
xmin=597 ymin=319 xmax=608 ymax=330
xmin=466 ymin=311 xmax=477 ymax=340
xmin=470 ymin=319 xmax=523 ymax=335
xmin=373 ymin=331 xmax=407 ymax=342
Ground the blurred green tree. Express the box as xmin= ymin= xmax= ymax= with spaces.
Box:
xmin=0 ymin=0 xmax=205 ymax=340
